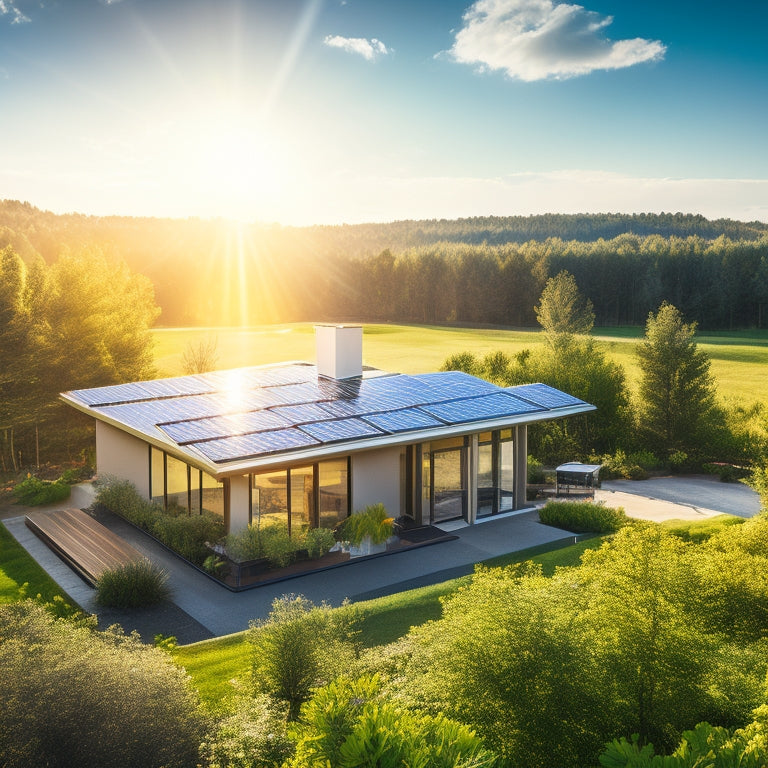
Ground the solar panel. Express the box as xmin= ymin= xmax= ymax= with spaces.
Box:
xmin=159 ymin=409 xmax=290 ymax=444
xmin=192 ymin=428 xmax=320 ymax=462
xmin=420 ymin=392 xmax=543 ymax=424
xmin=299 ymin=418 xmax=385 ymax=443
xmin=510 ymin=383 xmax=585 ymax=409
xmin=270 ymin=403 xmax=337 ymax=425
xmin=363 ymin=408 xmax=447 ymax=433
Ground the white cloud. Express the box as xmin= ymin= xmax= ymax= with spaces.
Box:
xmin=448 ymin=0 xmax=666 ymax=81
xmin=0 ymin=1 xmax=31 ymax=24
xmin=324 ymin=35 xmax=390 ymax=61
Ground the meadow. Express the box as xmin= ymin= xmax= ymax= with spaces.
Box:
xmin=153 ymin=323 xmax=768 ymax=407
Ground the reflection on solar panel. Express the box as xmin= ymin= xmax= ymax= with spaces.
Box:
xmin=271 ymin=403 xmax=337 ymax=425
xmin=160 ymin=410 xmax=290 ymax=444
xmin=300 ymin=418 xmax=384 ymax=443
xmin=421 ymin=392 xmax=543 ymax=424
xmin=510 ymin=383 xmax=585 ymax=409
xmin=363 ymin=408 xmax=447 ymax=433
xmin=193 ymin=428 xmax=319 ymax=462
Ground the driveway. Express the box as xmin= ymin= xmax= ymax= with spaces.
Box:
xmin=597 ymin=474 xmax=762 ymax=522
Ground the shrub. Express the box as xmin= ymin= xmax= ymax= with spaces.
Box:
xmin=95 ymin=558 xmax=170 ymax=609
xmin=224 ymin=524 xmax=265 ymax=563
xmin=289 ymin=675 xmax=497 ymax=768
xmin=94 ymin=475 xmax=161 ymax=531
xmin=199 ymin=694 xmax=293 ymax=768
xmin=0 ymin=600 xmax=204 ymax=768
xmin=597 ymin=450 xmax=649 ymax=481
xmin=539 ymin=500 xmax=628 ymax=533
xmin=152 ymin=512 xmax=224 ymax=566
xmin=13 ymin=475 xmax=71 ymax=506
xmin=260 ymin=521 xmax=297 ymax=568
xmin=703 ymin=462 xmax=750 ymax=482
xmin=303 ymin=526 xmax=336 ymax=560
xmin=249 ymin=594 xmax=360 ymax=721
xmin=338 ymin=503 xmax=393 ymax=546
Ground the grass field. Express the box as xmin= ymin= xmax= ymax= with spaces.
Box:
xmin=0 ymin=522 xmax=75 ymax=607
xmin=153 ymin=323 xmax=768 ymax=407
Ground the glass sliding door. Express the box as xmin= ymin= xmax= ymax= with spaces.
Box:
xmin=252 ymin=470 xmax=288 ymax=528
xmin=289 ymin=465 xmax=314 ymax=534
xmin=499 ymin=430 xmax=515 ymax=512
xmin=476 ymin=432 xmax=495 ymax=518
xmin=430 ymin=438 xmax=468 ymax=523
xmin=318 ymin=458 xmax=348 ymax=529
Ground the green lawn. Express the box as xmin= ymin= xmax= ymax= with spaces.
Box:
xmin=153 ymin=324 xmax=768 ymax=407
xmin=0 ymin=522 xmax=76 ymax=607
xmin=172 ymin=535 xmax=605 ymax=706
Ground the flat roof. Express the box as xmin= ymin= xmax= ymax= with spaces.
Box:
xmin=61 ymin=363 xmax=595 ymax=478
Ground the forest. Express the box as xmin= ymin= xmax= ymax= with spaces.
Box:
xmin=2 ymin=200 xmax=768 ymax=330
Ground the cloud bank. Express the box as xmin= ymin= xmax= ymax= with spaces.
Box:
xmin=0 ymin=1 xmax=30 ymax=24
xmin=324 ymin=35 xmax=390 ymax=61
xmin=449 ymin=0 xmax=666 ymax=81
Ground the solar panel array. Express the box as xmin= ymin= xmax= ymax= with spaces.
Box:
xmin=65 ymin=363 xmax=591 ymax=464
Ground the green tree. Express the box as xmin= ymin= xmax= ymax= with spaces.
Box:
xmin=249 ymin=594 xmax=359 ymax=721
xmin=0 ymin=600 xmax=204 ymax=768
xmin=635 ymin=302 xmax=717 ymax=457
xmin=535 ymin=269 xmax=595 ymax=346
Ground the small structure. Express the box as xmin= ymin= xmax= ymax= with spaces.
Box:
xmin=555 ymin=462 xmax=602 ymax=497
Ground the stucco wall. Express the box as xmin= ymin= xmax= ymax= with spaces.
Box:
xmin=351 ymin=446 xmax=402 ymax=517
xmin=95 ymin=421 xmax=150 ymax=498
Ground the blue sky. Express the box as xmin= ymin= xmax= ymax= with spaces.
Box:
xmin=1 ymin=0 xmax=767 ymax=225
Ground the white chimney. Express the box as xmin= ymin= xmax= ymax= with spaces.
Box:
xmin=315 ymin=324 xmax=363 ymax=380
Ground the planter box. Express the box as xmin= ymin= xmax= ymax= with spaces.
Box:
xmin=228 ymin=556 xmax=270 ymax=587
xmin=349 ymin=536 xmax=388 ymax=558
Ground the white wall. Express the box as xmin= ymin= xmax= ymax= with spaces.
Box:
xmin=95 ymin=421 xmax=150 ymax=498
xmin=351 ymin=446 xmax=402 ymax=517
xmin=228 ymin=475 xmax=251 ymax=533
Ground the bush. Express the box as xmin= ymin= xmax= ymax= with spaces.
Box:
xmin=152 ymin=512 xmax=225 ymax=566
xmin=249 ymin=594 xmax=360 ymax=721
xmin=0 ymin=600 xmax=204 ymax=768
xmin=289 ymin=675 xmax=498 ymax=768
xmin=199 ymin=694 xmax=293 ymax=768
xmin=94 ymin=475 xmax=161 ymax=530
xmin=703 ymin=462 xmax=750 ymax=482
xmin=596 ymin=449 xmax=649 ymax=481
xmin=539 ymin=500 xmax=628 ymax=533
xmin=95 ymin=558 xmax=170 ymax=608
xmin=338 ymin=503 xmax=393 ymax=546
xmin=260 ymin=521 xmax=297 ymax=568
xmin=224 ymin=524 xmax=265 ymax=563
xmin=302 ymin=526 xmax=336 ymax=560
xmin=13 ymin=474 xmax=71 ymax=506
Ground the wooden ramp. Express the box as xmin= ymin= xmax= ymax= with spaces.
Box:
xmin=25 ymin=508 xmax=142 ymax=586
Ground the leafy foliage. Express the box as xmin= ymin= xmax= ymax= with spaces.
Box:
xmin=95 ymin=558 xmax=170 ymax=609
xmin=539 ymin=499 xmax=628 ymax=532
xmin=338 ymin=503 xmax=394 ymax=546
xmin=13 ymin=474 xmax=70 ymax=505
xmin=249 ymin=594 xmax=360 ymax=721
xmin=0 ymin=600 xmax=204 ymax=768
xmin=199 ymin=694 xmax=293 ymax=768
xmin=535 ymin=269 xmax=595 ymax=344
xmin=289 ymin=675 xmax=498 ymax=768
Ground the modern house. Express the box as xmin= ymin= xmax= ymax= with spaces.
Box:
xmin=61 ymin=325 xmax=595 ymax=535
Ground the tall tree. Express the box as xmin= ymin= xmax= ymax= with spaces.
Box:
xmin=535 ymin=269 xmax=595 ymax=347
xmin=635 ymin=302 xmax=716 ymax=456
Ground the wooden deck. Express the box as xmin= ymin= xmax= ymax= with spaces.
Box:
xmin=25 ymin=508 xmax=142 ymax=586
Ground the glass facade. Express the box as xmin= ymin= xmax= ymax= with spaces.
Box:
xmin=430 ymin=436 xmax=468 ymax=523
xmin=251 ymin=458 xmax=349 ymax=534
xmin=149 ymin=446 xmax=222 ymax=518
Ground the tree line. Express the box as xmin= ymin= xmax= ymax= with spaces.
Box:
xmin=2 ymin=200 xmax=768 ymax=329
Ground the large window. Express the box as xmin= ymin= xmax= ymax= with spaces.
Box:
xmin=476 ymin=429 xmax=515 ymax=518
xmin=251 ymin=458 xmax=349 ymax=533
xmin=149 ymin=446 xmax=222 ymax=518
xmin=430 ymin=436 xmax=468 ymax=523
